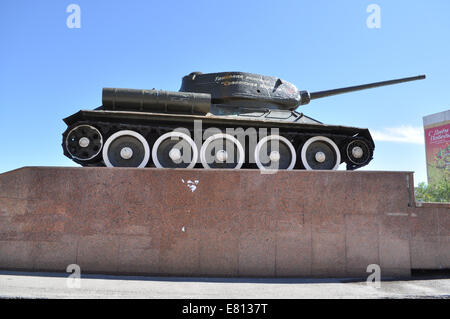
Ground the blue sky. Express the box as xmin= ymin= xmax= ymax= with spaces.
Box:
xmin=1 ymin=0 xmax=449 ymax=185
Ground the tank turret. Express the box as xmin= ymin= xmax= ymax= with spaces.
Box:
xmin=180 ymin=72 xmax=425 ymax=109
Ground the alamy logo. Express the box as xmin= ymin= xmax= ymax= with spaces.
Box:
xmin=66 ymin=4 xmax=81 ymax=29
xmin=366 ymin=264 xmax=381 ymax=288
xmin=66 ymin=264 xmax=81 ymax=288
xmin=366 ymin=4 xmax=381 ymax=29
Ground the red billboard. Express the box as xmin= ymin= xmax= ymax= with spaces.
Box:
xmin=424 ymin=117 xmax=450 ymax=183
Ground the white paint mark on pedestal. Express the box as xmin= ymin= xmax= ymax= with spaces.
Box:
xmin=181 ymin=179 xmax=199 ymax=192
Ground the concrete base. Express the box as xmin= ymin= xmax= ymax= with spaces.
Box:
xmin=0 ymin=167 xmax=449 ymax=278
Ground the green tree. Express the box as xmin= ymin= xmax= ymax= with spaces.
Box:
xmin=415 ymin=169 xmax=450 ymax=203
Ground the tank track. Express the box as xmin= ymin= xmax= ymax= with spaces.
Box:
xmin=62 ymin=112 xmax=374 ymax=170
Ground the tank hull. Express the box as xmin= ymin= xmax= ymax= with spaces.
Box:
xmin=62 ymin=109 xmax=374 ymax=170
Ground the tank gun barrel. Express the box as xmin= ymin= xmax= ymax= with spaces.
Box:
xmin=300 ymin=75 xmax=426 ymax=105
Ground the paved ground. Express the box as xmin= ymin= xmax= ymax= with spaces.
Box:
xmin=0 ymin=271 xmax=449 ymax=299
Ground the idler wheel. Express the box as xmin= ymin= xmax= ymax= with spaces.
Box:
xmin=346 ymin=139 xmax=371 ymax=166
xmin=200 ymin=133 xmax=245 ymax=169
xmin=254 ymin=135 xmax=296 ymax=171
xmin=301 ymin=136 xmax=341 ymax=170
xmin=66 ymin=125 xmax=103 ymax=161
xmin=102 ymin=130 xmax=150 ymax=168
xmin=152 ymin=131 xmax=198 ymax=169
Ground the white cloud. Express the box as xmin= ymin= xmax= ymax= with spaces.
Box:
xmin=371 ymin=126 xmax=424 ymax=144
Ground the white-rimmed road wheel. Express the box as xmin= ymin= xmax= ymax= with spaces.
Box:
xmin=301 ymin=136 xmax=341 ymax=170
xmin=255 ymin=135 xmax=296 ymax=170
xmin=200 ymin=133 xmax=245 ymax=169
xmin=102 ymin=130 xmax=150 ymax=168
xmin=66 ymin=125 xmax=103 ymax=161
xmin=152 ymin=131 xmax=198 ymax=169
xmin=346 ymin=139 xmax=371 ymax=167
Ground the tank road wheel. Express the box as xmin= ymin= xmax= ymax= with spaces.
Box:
xmin=346 ymin=139 xmax=372 ymax=167
xmin=152 ymin=132 xmax=198 ymax=169
xmin=66 ymin=125 xmax=103 ymax=161
xmin=102 ymin=130 xmax=150 ymax=168
xmin=301 ymin=136 xmax=341 ymax=170
xmin=254 ymin=135 xmax=296 ymax=171
xmin=200 ymin=133 xmax=245 ymax=169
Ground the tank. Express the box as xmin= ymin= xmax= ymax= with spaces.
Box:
xmin=62 ymin=72 xmax=425 ymax=171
